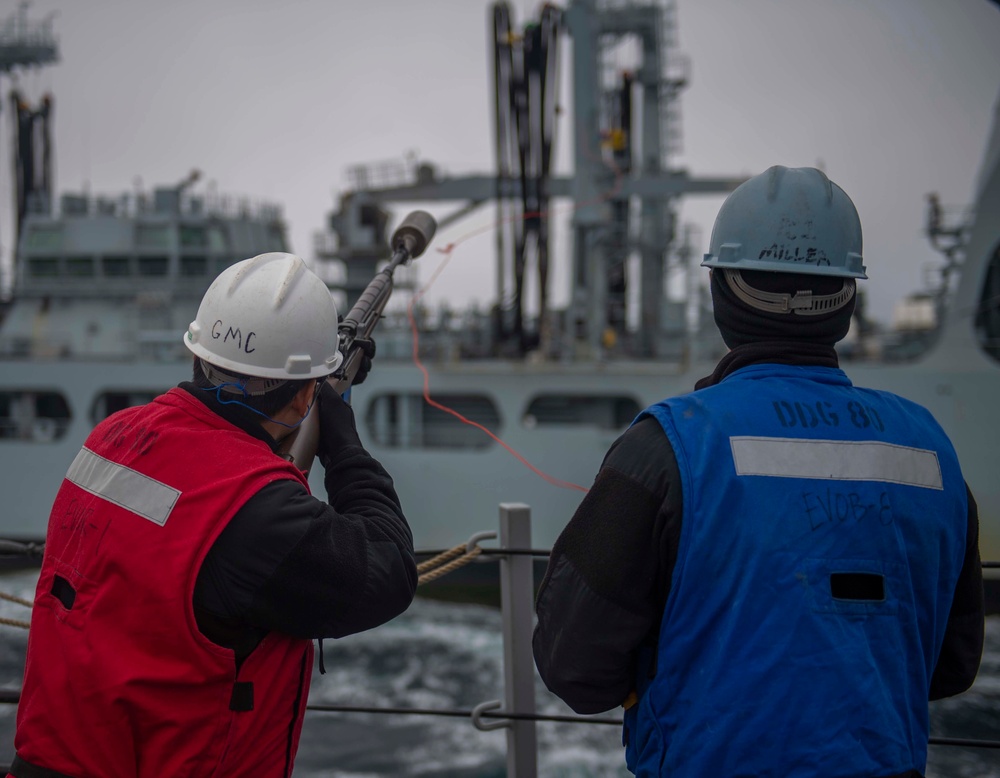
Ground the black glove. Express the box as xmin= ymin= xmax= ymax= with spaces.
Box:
xmin=350 ymin=337 xmax=376 ymax=387
xmin=317 ymin=380 xmax=363 ymax=456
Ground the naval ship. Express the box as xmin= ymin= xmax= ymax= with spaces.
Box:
xmin=0 ymin=1 xmax=997 ymax=605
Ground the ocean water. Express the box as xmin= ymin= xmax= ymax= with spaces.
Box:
xmin=0 ymin=570 xmax=996 ymax=777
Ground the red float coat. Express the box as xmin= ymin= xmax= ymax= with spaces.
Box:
xmin=14 ymin=388 xmax=313 ymax=778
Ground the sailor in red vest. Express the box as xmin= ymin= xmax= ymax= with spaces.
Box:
xmin=533 ymin=167 xmax=984 ymax=778
xmin=11 ymin=253 xmax=417 ymax=778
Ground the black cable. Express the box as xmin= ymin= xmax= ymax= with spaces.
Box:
xmin=493 ymin=3 xmax=513 ymax=347
xmin=306 ymin=702 xmax=627 ymax=727
xmin=0 ymin=689 xmax=995 ymax=747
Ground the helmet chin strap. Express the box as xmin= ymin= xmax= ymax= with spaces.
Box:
xmin=723 ymin=269 xmax=855 ymax=317
xmin=200 ymin=360 xmax=288 ymax=396
xmin=199 ymin=374 xmax=321 ymax=432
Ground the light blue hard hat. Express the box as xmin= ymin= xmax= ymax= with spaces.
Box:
xmin=702 ymin=166 xmax=867 ymax=279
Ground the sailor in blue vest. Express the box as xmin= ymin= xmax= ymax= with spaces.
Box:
xmin=533 ymin=166 xmax=984 ymax=778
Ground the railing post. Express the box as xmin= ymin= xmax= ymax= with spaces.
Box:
xmin=499 ymin=503 xmax=538 ymax=778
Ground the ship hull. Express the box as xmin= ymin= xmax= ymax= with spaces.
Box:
xmin=4 ymin=349 xmax=995 ymax=569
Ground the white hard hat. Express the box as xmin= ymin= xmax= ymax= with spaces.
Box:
xmin=702 ymin=166 xmax=867 ymax=279
xmin=183 ymin=252 xmax=343 ymax=380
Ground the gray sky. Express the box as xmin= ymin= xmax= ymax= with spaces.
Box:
xmin=2 ymin=0 xmax=999 ymax=324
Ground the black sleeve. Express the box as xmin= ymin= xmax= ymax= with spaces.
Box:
xmin=195 ymin=390 xmax=416 ymax=643
xmin=929 ymin=483 xmax=984 ymax=700
xmin=532 ymin=417 xmax=682 ymax=714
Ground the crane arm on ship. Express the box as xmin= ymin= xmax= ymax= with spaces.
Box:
xmin=280 ymin=210 xmax=438 ymax=476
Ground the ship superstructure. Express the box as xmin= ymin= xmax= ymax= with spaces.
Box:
xmin=323 ymin=0 xmax=742 ymax=365
xmin=1 ymin=168 xmax=287 ymax=427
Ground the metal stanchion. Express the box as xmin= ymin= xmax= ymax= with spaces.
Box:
xmin=499 ymin=503 xmax=538 ymax=777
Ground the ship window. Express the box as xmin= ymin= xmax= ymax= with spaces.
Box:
xmin=975 ymin=241 xmax=1000 ymax=363
xmin=364 ymin=393 xmax=500 ymax=449
xmin=180 ymin=225 xmax=207 ymax=248
xmin=27 ymin=257 xmax=59 ymax=277
xmin=102 ymin=256 xmax=131 ymax=277
xmin=181 ymin=256 xmax=208 ymax=276
xmin=136 ymin=224 xmax=171 ymax=249
xmin=207 ymin=226 xmax=227 ymax=252
xmin=0 ymin=390 xmax=71 ymax=442
xmin=91 ymin=391 xmax=160 ymax=423
xmin=25 ymin=226 xmax=62 ymax=251
xmin=66 ymin=257 xmax=95 ymax=277
xmin=138 ymin=256 xmax=169 ymax=276
xmin=523 ymin=395 xmax=641 ymax=430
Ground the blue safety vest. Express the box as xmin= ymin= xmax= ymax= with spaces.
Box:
xmin=624 ymin=364 xmax=967 ymax=778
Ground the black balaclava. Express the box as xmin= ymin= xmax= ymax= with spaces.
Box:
xmin=710 ymin=268 xmax=856 ymax=349
xmin=694 ymin=269 xmax=857 ymax=389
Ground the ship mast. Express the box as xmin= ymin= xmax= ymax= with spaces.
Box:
xmin=564 ymin=0 xmax=711 ymax=358
xmin=0 ymin=3 xmax=58 ymax=297
xmin=318 ymin=0 xmax=745 ymax=361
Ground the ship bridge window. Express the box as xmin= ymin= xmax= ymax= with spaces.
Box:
xmin=0 ymin=390 xmax=71 ymax=442
xmin=102 ymin=256 xmax=131 ymax=277
xmin=181 ymin=256 xmax=207 ymax=276
xmin=207 ymin=226 xmax=228 ymax=252
xmin=523 ymin=394 xmax=641 ymax=430
xmin=91 ymin=391 xmax=161 ymax=423
xmin=180 ymin=225 xmax=207 ymax=248
xmin=138 ymin=256 xmax=169 ymax=276
xmin=66 ymin=258 xmax=95 ymax=277
xmin=27 ymin=257 xmax=59 ymax=277
xmin=975 ymin=241 xmax=1000 ymax=363
xmin=136 ymin=224 xmax=171 ymax=249
xmin=25 ymin=226 xmax=63 ymax=251
xmin=364 ymin=393 xmax=500 ymax=449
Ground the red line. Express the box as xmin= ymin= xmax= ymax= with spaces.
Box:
xmin=406 ymin=256 xmax=589 ymax=494
xmin=401 ymin=133 xmax=628 ymax=495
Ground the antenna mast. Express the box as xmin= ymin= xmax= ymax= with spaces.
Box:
xmin=0 ymin=3 xmax=59 ymax=297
